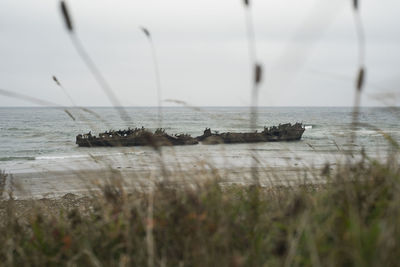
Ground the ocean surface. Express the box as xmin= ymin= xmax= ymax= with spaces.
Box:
xmin=0 ymin=107 xmax=399 ymax=174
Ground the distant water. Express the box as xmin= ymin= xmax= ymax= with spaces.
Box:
xmin=0 ymin=107 xmax=399 ymax=173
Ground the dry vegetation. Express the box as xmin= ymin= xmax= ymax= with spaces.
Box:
xmin=1 ymin=151 xmax=400 ymax=266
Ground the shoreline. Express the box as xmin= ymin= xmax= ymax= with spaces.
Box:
xmin=2 ymin=165 xmax=328 ymax=200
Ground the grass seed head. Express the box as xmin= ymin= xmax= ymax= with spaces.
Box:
xmin=140 ymin=27 xmax=151 ymax=38
xmin=60 ymin=1 xmax=74 ymax=32
xmin=52 ymin=76 xmax=61 ymax=86
xmin=353 ymin=0 xmax=358 ymax=11
xmin=357 ymin=67 xmax=365 ymax=92
xmin=255 ymin=64 xmax=262 ymax=84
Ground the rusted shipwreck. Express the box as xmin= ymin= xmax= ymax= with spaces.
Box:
xmin=76 ymin=123 xmax=305 ymax=147
xmin=196 ymin=123 xmax=305 ymax=144
xmin=76 ymin=128 xmax=198 ymax=147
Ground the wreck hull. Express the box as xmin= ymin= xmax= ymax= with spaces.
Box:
xmin=76 ymin=135 xmax=198 ymax=147
xmin=199 ymin=129 xmax=305 ymax=144
xmin=76 ymin=123 xmax=305 ymax=147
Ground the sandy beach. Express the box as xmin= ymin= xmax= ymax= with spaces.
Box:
xmin=2 ymin=164 xmax=329 ymax=199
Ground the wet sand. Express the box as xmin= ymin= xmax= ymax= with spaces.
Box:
xmin=0 ymin=144 xmax=350 ymax=200
xmin=2 ymin=165 xmax=327 ymax=199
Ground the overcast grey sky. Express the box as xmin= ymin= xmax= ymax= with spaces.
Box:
xmin=0 ymin=0 xmax=399 ymax=107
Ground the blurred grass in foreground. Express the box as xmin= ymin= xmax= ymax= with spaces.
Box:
xmin=0 ymin=151 xmax=399 ymax=266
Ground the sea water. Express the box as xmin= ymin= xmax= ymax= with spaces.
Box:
xmin=0 ymin=107 xmax=399 ymax=174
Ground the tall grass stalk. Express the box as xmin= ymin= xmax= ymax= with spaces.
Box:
xmin=242 ymin=0 xmax=263 ymax=184
xmin=351 ymin=0 xmax=366 ymax=145
xmin=0 ymin=88 xmax=75 ymax=121
xmin=140 ymin=27 xmax=163 ymax=129
xmin=52 ymin=76 xmax=76 ymax=106
xmin=242 ymin=0 xmax=262 ymax=129
xmin=52 ymin=75 xmax=112 ymax=130
xmin=59 ymin=1 xmax=133 ymax=125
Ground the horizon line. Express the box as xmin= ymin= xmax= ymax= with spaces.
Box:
xmin=0 ymin=105 xmax=396 ymax=108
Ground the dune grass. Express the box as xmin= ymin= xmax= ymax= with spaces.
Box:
xmin=1 ymin=151 xmax=399 ymax=266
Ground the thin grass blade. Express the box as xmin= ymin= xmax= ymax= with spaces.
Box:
xmin=64 ymin=109 xmax=76 ymax=121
